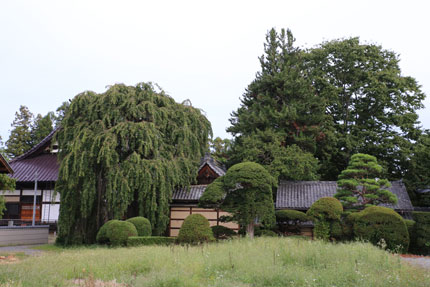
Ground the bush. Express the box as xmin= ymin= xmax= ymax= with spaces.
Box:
xmin=410 ymin=212 xmax=430 ymax=255
xmin=306 ymin=197 xmax=343 ymax=221
xmin=97 ymin=220 xmax=138 ymax=246
xmin=127 ymin=236 xmax=175 ymax=246
xmin=177 ymin=214 xmax=215 ymax=244
xmin=353 ymin=206 xmax=409 ymax=252
xmin=96 ymin=220 xmax=118 ymax=244
xmin=211 ymin=225 xmax=237 ymax=240
xmin=126 ymin=217 xmax=152 ymax=236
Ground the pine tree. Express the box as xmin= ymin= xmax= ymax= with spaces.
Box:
xmin=335 ymin=153 xmax=397 ymax=210
xmin=199 ymin=162 xmax=276 ymax=239
xmin=31 ymin=113 xmax=54 ymax=145
xmin=5 ymin=105 xmax=34 ymax=158
xmin=55 ymin=83 xmax=212 ymax=244
xmin=227 ymin=29 xmax=334 ymax=180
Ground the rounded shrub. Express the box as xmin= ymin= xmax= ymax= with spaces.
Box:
xmin=126 ymin=217 xmax=152 ymax=236
xmin=96 ymin=220 xmax=118 ymax=244
xmin=177 ymin=214 xmax=215 ymax=244
xmin=306 ymin=197 xmax=343 ymax=221
xmin=211 ymin=225 xmax=236 ymax=240
xmin=96 ymin=220 xmax=138 ymax=246
xmin=353 ymin=206 xmax=409 ymax=252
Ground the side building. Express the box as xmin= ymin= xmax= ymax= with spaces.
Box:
xmin=1 ymin=129 xmax=60 ymax=225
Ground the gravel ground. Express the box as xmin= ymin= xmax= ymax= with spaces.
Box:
xmin=0 ymin=245 xmax=43 ymax=255
xmin=402 ymin=257 xmax=430 ymax=269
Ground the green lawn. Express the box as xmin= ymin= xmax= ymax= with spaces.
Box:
xmin=0 ymin=237 xmax=428 ymax=287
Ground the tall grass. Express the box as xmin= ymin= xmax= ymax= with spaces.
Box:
xmin=0 ymin=237 xmax=428 ymax=286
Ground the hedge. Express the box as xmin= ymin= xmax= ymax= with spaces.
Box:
xmin=126 ymin=217 xmax=152 ymax=236
xmin=276 ymin=210 xmax=308 ymax=222
xmin=127 ymin=236 xmax=176 ymax=246
xmin=177 ymin=214 xmax=215 ymax=244
xmin=410 ymin=211 xmax=430 ymax=255
xmin=353 ymin=206 xmax=409 ymax=252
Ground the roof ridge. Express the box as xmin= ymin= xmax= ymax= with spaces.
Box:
xmin=10 ymin=126 xmax=60 ymax=163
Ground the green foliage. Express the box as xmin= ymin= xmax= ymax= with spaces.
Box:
xmin=96 ymin=220 xmax=138 ymax=246
xmin=0 ymin=173 xmax=16 ymax=219
xmin=276 ymin=209 xmax=308 ymax=234
xmin=55 ymin=83 xmax=212 ymax=244
xmin=309 ymin=38 xmax=425 ymax=180
xmin=404 ymin=219 xmax=415 ymax=242
xmin=228 ymin=28 xmax=333 ymax=181
xmin=31 ymin=113 xmax=54 ymax=146
xmin=211 ymin=225 xmax=237 ymax=240
xmin=198 ymin=177 xmax=225 ymax=208
xmin=201 ymin=162 xmax=276 ymax=238
xmin=410 ymin=212 xmax=430 ymax=255
xmin=353 ymin=206 xmax=409 ymax=252
xmin=126 ymin=217 xmax=152 ymax=236
xmin=276 ymin=209 xmax=308 ymax=222
xmin=209 ymin=137 xmax=232 ymax=166
xmin=96 ymin=220 xmax=117 ymax=244
xmin=306 ymin=197 xmax=343 ymax=221
xmin=256 ymin=229 xmax=278 ymax=237
xmin=177 ymin=214 xmax=215 ymax=244
xmin=307 ymin=197 xmax=343 ymax=240
xmin=335 ymin=153 xmax=397 ymax=209
xmin=127 ymin=236 xmax=175 ymax=246
xmin=404 ymin=132 xmax=430 ymax=206
xmin=5 ymin=105 xmax=34 ymax=158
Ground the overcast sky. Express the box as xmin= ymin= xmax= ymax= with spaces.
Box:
xmin=1 ymin=0 xmax=429 ymax=144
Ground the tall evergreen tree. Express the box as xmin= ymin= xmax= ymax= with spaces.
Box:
xmin=228 ymin=29 xmax=334 ymax=180
xmin=5 ymin=105 xmax=34 ymax=158
xmin=308 ymin=38 xmax=425 ymax=180
xmin=55 ymin=83 xmax=212 ymax=244
xmin=31 ymin=112 xmax=54 ymax=145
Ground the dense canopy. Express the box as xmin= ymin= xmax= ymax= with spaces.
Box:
xmin=56 ymin=83 xmax=212 ymax=244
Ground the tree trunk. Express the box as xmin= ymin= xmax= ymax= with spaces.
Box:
xmin=246 ymin=222 xmax=255 ymax=239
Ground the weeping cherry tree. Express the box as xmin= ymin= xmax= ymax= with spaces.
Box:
xmin=55 ymin=83 xmax=212 ymax=244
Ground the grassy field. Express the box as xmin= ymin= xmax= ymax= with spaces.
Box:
xmin=0 ymin=237 xmax=429 ymax=287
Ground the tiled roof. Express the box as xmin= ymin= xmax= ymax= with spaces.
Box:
xmin=9 ymin=153 xmax=59 ymax=182
xmin=172 ymin=185 xmax=207 ymax=201
xmin=276 ymin=180 xmax=413 ymax=212
xmin=199 ymin=153 xmax=226 ymax=177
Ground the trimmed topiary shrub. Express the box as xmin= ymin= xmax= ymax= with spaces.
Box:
xmin=97 ymin=220 xmax=138 ymax=246
xmin=410 ymin=212 xmax=430 ymax=255
xmin=96 ymin=220 xmax=118 ymax=244
xmin=211 ymin=225 xmax=237 ymax=240
xmin=177 ymin=214 xmax=215 ymax=244
xmin=306 ymin=197 xmax=343 ymax=221
xmin=307 ymin=197 xmax=343 ymax=240
xmin=126 ymin=217 xmax=152 ymax=236
xmin=127 ymin=236 xmax=175 ymax=246
xmin=353 ymin=206 xmax=409 ymax=252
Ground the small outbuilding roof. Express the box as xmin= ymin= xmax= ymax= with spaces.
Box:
xmin=198 ymin=153 xmax=226 ymax=177
xmin=276 ymin=180 xmax=414 ymax=212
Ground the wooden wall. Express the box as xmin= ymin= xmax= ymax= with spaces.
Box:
xmin=169 ymin=206 xmax=239 ymax=237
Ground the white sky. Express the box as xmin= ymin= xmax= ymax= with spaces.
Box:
xmin=1 ymin=0 xmax=429 ymax=143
